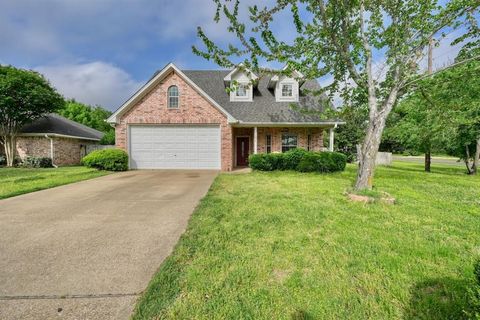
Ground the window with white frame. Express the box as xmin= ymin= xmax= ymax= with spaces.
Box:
xmin=235 ymin=83 xmax=248 ymax=97
xmin=281 ymin=133 xmax=297 ymax=152
xmin=281 ymin=83 xmax=293 ymax=97
xmin=266 ymin=134 xmax=272 ymax=153
xmin=167 ymin=85 xmax=179 ymax=108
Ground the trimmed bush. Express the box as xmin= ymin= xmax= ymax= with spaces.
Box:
xmin=249 ymin=150 xmax=347 ymax=173
xmin=81 ymin=149 xmax=128 ymax=171
xmin=297 ymin=152 xmax=347 ymax=173
xmin=282 ymin=148 xmax=309 ymax=170
xmin=22 ymin=156 xmax=53 ymax=168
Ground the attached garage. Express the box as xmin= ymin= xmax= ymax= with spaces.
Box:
xmin=128 ymin=125 xmax=221 ymax=169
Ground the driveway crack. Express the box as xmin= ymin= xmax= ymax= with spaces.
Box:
xmin=0 ymin=292 xmax=141 ymax=300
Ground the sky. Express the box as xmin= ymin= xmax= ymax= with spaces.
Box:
xmin=0 ymin=0 xmax=466 ymax=111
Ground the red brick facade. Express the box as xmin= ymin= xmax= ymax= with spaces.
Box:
xmin=16 ymin=136 xmax=95 ymax=166
xmin=115 ymin=71 xmax=233 ymax=171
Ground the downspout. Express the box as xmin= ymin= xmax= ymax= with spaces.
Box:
xmin=45 ymin=134 xmax=58 ymax=168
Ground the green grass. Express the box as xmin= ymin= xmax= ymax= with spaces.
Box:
xmin=0 ymin=166 xmax=110 ymax=199
xmin=133 ymin=162 xmax=480 ymax=320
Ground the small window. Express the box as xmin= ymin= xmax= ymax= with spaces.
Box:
xmin=266 ymin=135 xmax=272 ymax=153
xmin=281 ymin=84 xmax=293 ymax=97
xmin=235 ymin=84 xmax=247 ymax=97
xmin=167 ymin=85 xmax=179 ymax=108
xmin=282 ymin=134 xmax=297 ymax=152
xmin=307 ymin=134 xmax=312 ymax=151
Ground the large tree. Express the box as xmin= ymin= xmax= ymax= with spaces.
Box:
xmin=193 ymin=0 xmax=478 ymax=190
xmin=0 ymin=66 xmax=64 ymax=166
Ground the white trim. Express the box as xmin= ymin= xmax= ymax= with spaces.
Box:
xmin=253 ymin=127 xmax=258 ymax=154
xmin=18 ymin=133 xmax=101 ymax=141
xmin=223 ymin=63 xmax=258 ymax=83
xmin=107 ymin=63 xmax=236 ymax=124
xmin=232 ymin=121 xmax=345 ymax=128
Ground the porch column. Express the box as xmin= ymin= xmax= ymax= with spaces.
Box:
xmin=329 ymin=127 xmax=335 ymax=152
xmin=254 ymin=126 xmax=258 ymax=154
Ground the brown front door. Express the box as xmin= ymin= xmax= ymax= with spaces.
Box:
xmin=236 ymin=137 xmax=249 ymax=166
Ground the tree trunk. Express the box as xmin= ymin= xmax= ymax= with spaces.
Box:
xmin=355 ymin=118 xmax=385 ymax=190
xmin=473 ymin=137 xmax=480 ymax=175
xmin=425 ymin=149 xmax=431 ymax=172
xmin=3 ymin=135 xmax=16 ymax=167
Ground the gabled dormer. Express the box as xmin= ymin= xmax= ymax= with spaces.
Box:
xmin=224 ymin=64 xmax=258 ymax=102
xmin=268 ymin=68 xmax=304 ymax=102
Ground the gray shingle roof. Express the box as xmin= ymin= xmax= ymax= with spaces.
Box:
xmin=182 ymin=70 xmax=333 ymax=123
xmin=20 ymin=113 xmax=104 ymax=141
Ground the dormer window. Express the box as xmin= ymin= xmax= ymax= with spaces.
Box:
xmin=281 ymin=84 xmax=293 ymax=97
xmin=236 ymin=84 xmax=248 ymax=97
xmin=224 ymin=64 xmax=258 ymax=102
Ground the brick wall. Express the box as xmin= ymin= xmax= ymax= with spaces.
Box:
xmin=116 ymin=70 xmax=233 ymax=171
xmin=16 ymin=136 xmax=96 ymax=166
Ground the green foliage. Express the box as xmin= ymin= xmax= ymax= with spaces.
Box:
xmin=249 ymin=150 xmax=346 ymax=173
xmin=0 ymin=66 xmax=64 ymax=133
xmin=384 ymin=60 xmax=480 ymax=172
xmin=99 ymin=130 xmax=115 ymax=145
xmin=58 ymin=99 xmax=115 ymax=145
xmin=282 ymin=148 xmax=309 ymax=170
xmin=81 ymin=149 xmax=128 ymax=171
xmin=21 ymin=156 xmax=53 ymax=168
xmin=297 ymin=152 xmax=347 ymax=173
xmin=0 ymin=66 xmax=64 ymax=166
xmin=334 ymin=103 xmax=368 ymax=162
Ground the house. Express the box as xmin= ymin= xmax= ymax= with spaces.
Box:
xmin=3 ymin=114 xmax=104 ymax=166
xmin=107 ymin=63 xmax=344 ymax=171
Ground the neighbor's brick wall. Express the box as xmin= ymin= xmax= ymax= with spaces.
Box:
xmin=116 ymin=71 xmax=233 ymax=171
xmin=16 ymin=136 xmax=95 ymax=166
xmin=233 ymin=127 xmax=324 ymax=155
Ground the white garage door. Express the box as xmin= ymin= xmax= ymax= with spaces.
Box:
xmin=129 ymin=125 xmax=221 ymax=169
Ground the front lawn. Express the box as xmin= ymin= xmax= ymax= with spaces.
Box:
xmin=0 ymin=166 xmax=110 ymax=199
xmin=134 ymin=162 xmax=480 ymax=319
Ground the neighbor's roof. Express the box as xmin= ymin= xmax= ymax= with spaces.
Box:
xmin=183 ymin=70 xmax=333 ymax=123
xmin=20 ymin=113 xmax=104 ymax=141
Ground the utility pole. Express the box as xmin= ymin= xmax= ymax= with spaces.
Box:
xmin=425 ymin=37 xmax=434 ymax=172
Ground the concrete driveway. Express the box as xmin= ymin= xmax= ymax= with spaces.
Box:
xmin=0 ymin=170 xmax=217 ymax=320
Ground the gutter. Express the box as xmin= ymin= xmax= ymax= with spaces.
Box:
xmin=45 ymin=134 xmax=58 ymax=168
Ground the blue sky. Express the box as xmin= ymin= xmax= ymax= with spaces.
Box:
xmin=0 ymin=0 xmax=465 ymax=111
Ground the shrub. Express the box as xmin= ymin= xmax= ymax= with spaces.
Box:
xmin=22 ymin=156 xmax=53 ymax=168
xmin=282 ymin=148 xmax=309 ymax=170
xmin=81 ymin=149 xmax=128 ymax=171
xmin=0 ymin=155 xmax=5 ymax=166
xmin=248 ymin=153 xmax=273 ymax=171
xmin=249 ymin=150 xmax=347 ymax=173
xmin=100 ymin=130 xmax=115 ymax=145
xmin=297 ymin=152 xmax=347 ymax=173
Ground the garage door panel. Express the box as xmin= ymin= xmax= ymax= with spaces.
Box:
xmin=129 ymin=125 xmax=220 ymax=169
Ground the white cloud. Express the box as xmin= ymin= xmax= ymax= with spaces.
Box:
xmin=35 ymin=62 xmax=143 ymax=111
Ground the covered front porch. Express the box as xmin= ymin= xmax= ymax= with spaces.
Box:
xmin=232 ymin=125 xmax=337 ymax=168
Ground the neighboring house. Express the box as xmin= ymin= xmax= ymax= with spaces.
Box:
xmin=107 ymin=63 xmax=344 ymax=171
xmin=1 ymin=114 xmax=104 ymax=166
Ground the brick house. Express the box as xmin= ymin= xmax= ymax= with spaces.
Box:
xmin=2 ymin=114 xmax=104 ymax=166
xmin=107 ymin=63 xmax=344 ymax=171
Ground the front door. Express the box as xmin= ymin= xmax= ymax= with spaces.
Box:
xmin=236 ymin=137 xmax=249 ymax=166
